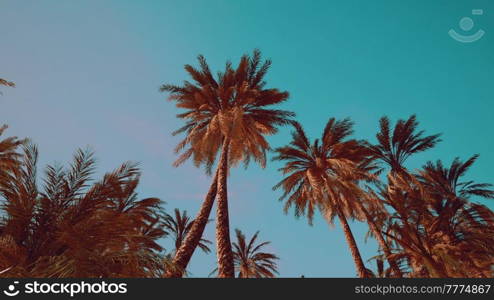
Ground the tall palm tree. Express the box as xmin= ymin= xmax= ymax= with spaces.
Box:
xmin=363 ymin=115 xmax=441 ymax=276
xmin=0 ymin=144 xmax=167 ymax=277
xmin=163 ymin=208 xmax=212 ymax=255
xmin=161 ymin=50 xmax=293 ymax=277
xmin=273 ymin=119 xmax=373 ymax=277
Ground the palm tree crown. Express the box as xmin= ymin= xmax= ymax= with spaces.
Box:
xmin=232 ymin=229 xmax=279 ymax=278
xmin=273 ymin=119 xmax=372 ymax=223
xmin=419 ymin=155 xmax=494 ymax=200
xmin=211 ymin=229 xmax=279 ymax=278
xmin=273 ymin=119 xmax=374 ymax=277
xmin=366 ymin=115 xmax=441 ymax=173
xmin=161 ymin=49 xmax=294 ymax=172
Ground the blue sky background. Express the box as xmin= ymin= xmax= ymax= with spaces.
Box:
xmin=1 ymin=0 xmax=493 ymax=277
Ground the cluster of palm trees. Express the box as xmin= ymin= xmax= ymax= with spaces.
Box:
xmin=1 ymin=49 xmax=493 ymax=278
xmin=273 ymin=115 xmax=494 ymax=277
xmin=0 ymin=142 xmax=167 ymax=277
xmin=0 ymin=127 xmax=276 ymax=278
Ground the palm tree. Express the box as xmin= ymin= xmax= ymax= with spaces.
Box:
xmin=232 ymin=229 xmax=279 ymax=278
xmin=211 ymin=229 xmax=279 ymax=278
xmin=273 ymin=119 xmax=374 ymax=278
xmin=163 ymin=208 xmax=212 ymax=255
xmin=0 ymin=144 xmax=167 ymax=277
xmin=417 ymin=155 xmax=494 ymax=277
xmin=161 ymin=50 xmax=293 ymax=277
xmin=363 ymin=115 xmax=442 ymax=276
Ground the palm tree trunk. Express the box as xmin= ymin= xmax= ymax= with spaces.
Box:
xmin=164 ymin=171 xmax=218 ymax=278
xmin=336 ymin=209 xmax=369 ymax=278
xmin=215 ymin=140 xmax=235 ymax=277
xmin=357 ymin=203 xmax=402 ymax=277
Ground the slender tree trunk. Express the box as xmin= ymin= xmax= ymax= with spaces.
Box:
xmin=357 ymin=203 xmax=403 ymax=277
xmin=215 ymin=140 xmax=235 ymax=277
xmin=336 ymin=209 xmax=369 ymax=278
xmin=164 ymin=172 xmax=219 ymax=278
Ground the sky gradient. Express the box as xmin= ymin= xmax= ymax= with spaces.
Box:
xmin=1 ymin=0 xmax=493 ymax=277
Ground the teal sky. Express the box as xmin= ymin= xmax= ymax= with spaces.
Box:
xmin=1 ymin=0 xmax=493 ymax=277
